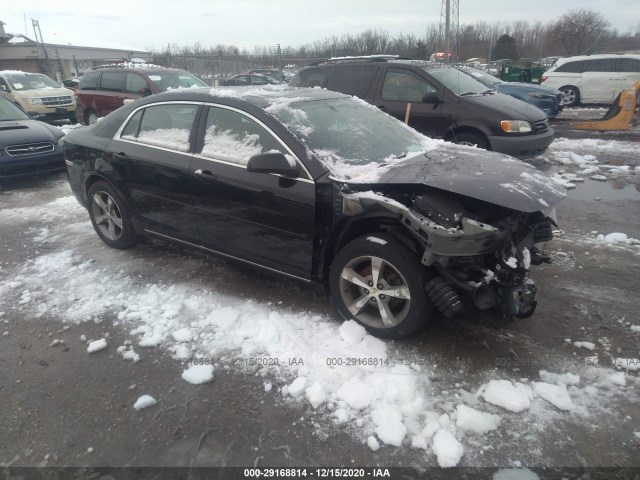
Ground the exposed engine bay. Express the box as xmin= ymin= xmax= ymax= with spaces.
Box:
xmin=340 ymin=187 xmax=558 ymax=323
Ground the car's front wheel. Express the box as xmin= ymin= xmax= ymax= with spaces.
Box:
xmin=329 ymin=233 xmax=433 ymax=339
xmin=87 ymin=181 xmax=138 ymax=249
xmin=85 ymin=109 xmax=98 ymax=125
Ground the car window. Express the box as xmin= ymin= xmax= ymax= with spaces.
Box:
xmin=326 ymin=66 xmax=378 ymax=98
xmin=125 ymin=73 xmax=149 ymax=94
xmin=121 ymin=104 xmax=199 ymax=152
xmin=99 ymin=72 xmax=125 ymax=92
xmin=292 ymin=68 xmax=330 ymax=88
xmin=581 ymin=59 xmax=615 ymax=73
xmin=4 ymin=73 xmax=61 ymax=91
xmin=201 ymin=107 xmax=286 ymax=165
xmin=147 ymin=72 xmax=208 ymax=91
xmin=251 ymin=75 xmax=269 ymax=85
xmin=79 ymin=72 xmax=100 ymax=90
xmin=0 ymin=78 xmax=9 ymax=91
xmin=615 ymin=58 xmax=640 ymax=73
xmin=382 ymin=69 xmax=437 ymax=102
xmin=555 ymin=61 xmax=581 ymax=73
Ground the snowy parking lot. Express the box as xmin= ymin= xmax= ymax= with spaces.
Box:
xmin=1 ymin=114 xmax=639 ymax=476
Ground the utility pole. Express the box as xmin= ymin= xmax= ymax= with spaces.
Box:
xmin=439 ymin=0 xmax=459 ymax=64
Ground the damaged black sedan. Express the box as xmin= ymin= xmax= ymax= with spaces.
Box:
xmin=63 ymin=87 xmax=565 ymax=339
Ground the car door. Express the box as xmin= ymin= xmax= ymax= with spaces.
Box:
xmin=110 ymin=102 xmax=201 ymax=241
xmin=580 ymin=59 xmax=618 ymax=104
xmin=123 ymin=72 xmax=150 ymax=102
xmin=373 ymin=67 xmax=444 ymax=137
xmin=95 ymin=71 xmax=127 ymax=116
xmin=190 ymin=105 xmax=316 ymax=281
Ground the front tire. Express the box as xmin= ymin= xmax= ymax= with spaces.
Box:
xmin=329 ymin=233 xmax=433 ymax=339
xmin=559 ymin=86 xmax=580 ymax=107
xmin=453 ymin=132 xmax=490 ymax=150
xmin=85 ymin=109 xmax=98 ymax=125
xmin=87 ymin=181 xmax=138 ymax=249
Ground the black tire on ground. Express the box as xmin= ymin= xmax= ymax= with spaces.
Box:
xmin=67 ymin=115 xmax=78 ymax=125
xmin=87 ymin=181 xmax=138 ymax=249
xmin=329 ymin=233 xmax=434 ymax=339
xmin=453 ymin=132 xmax=490 ymax=150
xmin=85 ymin=109 xmax=98 ymax=125
xmin=559 ymin=86 xmax=580 ymax=107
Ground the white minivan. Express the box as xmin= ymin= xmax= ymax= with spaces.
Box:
xmin=541 ymin=54 xmax=640 ymax=107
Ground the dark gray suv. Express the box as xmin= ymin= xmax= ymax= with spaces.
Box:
xmin=290 ymin=57 xmax=554 ymax=158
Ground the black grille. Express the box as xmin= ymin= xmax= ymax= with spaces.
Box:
xmin=5 ymin=142 xmax=55 ymax=156
xmin=41 ymin=96 xmax=73 ymax=107
xmin=534 ymin=220 xmax=554 ymax=243
xmin=532 ymin=119 xmax=549 ymax=134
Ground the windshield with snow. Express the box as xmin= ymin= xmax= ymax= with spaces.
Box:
xmin=460 ymin=68 xmax=503 ymax=88
xmin=270 ymin=98 xmax=429 ymax=165
xmin=423 ymin=66 xmax=491 ymax=96
xmin=6 ymin=73 xmax=62 ymax=91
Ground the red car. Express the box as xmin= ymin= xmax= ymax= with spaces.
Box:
xmin=74 ymin=65 xmax=208 ymax=125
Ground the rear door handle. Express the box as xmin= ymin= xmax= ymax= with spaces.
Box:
xmin=194 ymin=169 xmax=213 ymax=176
xmin=113 ymin=152 xmax=129 ymax=161
xmin=377 ymin=105 xmax=387 ymax=111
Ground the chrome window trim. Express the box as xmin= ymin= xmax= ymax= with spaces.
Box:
xmin=112 ymin=100 xmax=314 ymax=184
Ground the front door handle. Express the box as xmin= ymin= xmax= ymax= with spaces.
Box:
xmin=113 ymin=152 xmax=129 ymax=161
xmin=377 ymin=105 xmax=387 ymax=111
xmin=194 ymin=169 xmax=213 ymax=176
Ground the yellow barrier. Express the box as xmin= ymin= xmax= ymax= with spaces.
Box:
xmin=575 ymin=81 xmax=640 ymax=131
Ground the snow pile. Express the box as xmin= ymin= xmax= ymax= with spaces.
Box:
xmin=87 ymin=338 xmax=107 ymax=353
xmin=133 ymin=395 xmax=157 ymax=410
xmin=124 ymin=128 xmax=191 ymax=153
xmin=432 ymin=429 xmax=464 ymax=468
xmin=613 ymin=358 xmax=640 ymax=372
xmin=573 ymin=341 xmax=595 ymax=351
xmin=455 ymin=404 xmax=501 ymax=434
xmin=481 ymin=380 xmax=531 ymax=412
xmin=531 ymin=382 xmax=574 ymax=411
xmin=181 ymin=364 xmax=215 ymax=384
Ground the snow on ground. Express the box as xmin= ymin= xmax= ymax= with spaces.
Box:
xmin=539 ymin=137 xmax=640 ymax=187
xmin=0 ymin=180 xmax=639 ymax=466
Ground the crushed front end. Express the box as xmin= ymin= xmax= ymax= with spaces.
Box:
xmin=341 ymin=188 xmax=558 ymax=324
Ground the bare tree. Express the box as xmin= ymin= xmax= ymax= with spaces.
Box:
xmin=548 ymin=9 xmax=609 ymax=55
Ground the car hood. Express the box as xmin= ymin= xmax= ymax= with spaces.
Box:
xmin=0 ymin=119 xmax=62 ymax=146
xmin=11 ymin=87 xmax=73 ymax=98
xmin=499 ymin=82 xmax=560 ymax=95
xmin=350 ymin=145 xmax=566 ymax=213
xmin=462 ymin=92 xmax=548 ymax=121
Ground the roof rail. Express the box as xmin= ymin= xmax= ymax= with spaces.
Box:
xmin=311 ymin=55 xmax=410 ymax=66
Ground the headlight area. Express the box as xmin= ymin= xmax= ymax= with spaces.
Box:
xmin=57 ymin=136 xmax=65 ymax=148
xmin=29 ymin=97 xmax=44 ymax=105
xmin=500 ymin=120 xmax=532 ymax=133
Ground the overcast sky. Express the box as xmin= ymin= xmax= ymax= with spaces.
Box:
xmin=2 ymin=0 xmax=637 ymax=51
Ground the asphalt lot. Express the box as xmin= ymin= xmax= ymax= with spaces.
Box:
xmin=0 ymin=113 xmax=639 ymax=476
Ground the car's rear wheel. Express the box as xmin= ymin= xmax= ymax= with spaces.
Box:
xmin=559 ymin=86 xmax=580 ymax=107
xmin=85 ymin=109 xmax=98 ymax=125
xmin=329 ymin=233 xmax=433 ymax=339
xmin=87 ymin=181 xmax=138 ymax=249
xmin=454 ymin=132 xmax=490 ymax=150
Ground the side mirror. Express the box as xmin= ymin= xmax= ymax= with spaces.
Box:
xmin=247 ymin=152 xmax=299 ymax=178
xmin=422 ymin=92 xmax=440 ymax=104
xmin=0 ymin=85 xmax=8 ymax=91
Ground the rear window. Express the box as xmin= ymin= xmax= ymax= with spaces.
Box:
xmin=290 ymin=68 xmax=330 ymax=88
xmin=78 ymin=72 xmax=100 ymax=90
xmin=325 ymin=66 xmax=378 ymax=98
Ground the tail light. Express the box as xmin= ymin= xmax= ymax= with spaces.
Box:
xmin=541 ymin=76 xmax=548 ymax=83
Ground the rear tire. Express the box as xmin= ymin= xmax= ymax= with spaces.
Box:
xmin=329 ymin=233 xmax=433 ymax=339
xmin=87 ymin=181 xmax=138 ymax=249
xmin=559 ymin=86 xmax=580 ymax=107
